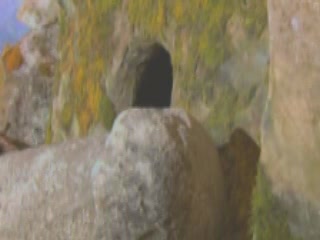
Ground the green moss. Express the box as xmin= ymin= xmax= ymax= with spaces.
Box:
xmin=49 ymin=0 xmax=118 ymax=142
xmin=251 ymin=166 xmax=302 ymax=240
xmin=49 ymin=0 xmax=267 ymax=143
xmin=99 ymin=94 xmax=115 ymax=129
xmin=45 ymin=111 xmax=53 ymax=144
xmin=205 ymin=83 xmax=238 ymax=142
xmin=239 ymin=0 xmax=268 ymax=37
xmin=126 ymin=0 xmax=267 ymax=133
xmin=45 ymin=124 xmax=52 ymax=144
xmin=61 ymin=103 xmax=73 ymax=129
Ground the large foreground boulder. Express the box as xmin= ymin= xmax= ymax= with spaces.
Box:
xmin=0 ymin=108 xmax=225 ymax=239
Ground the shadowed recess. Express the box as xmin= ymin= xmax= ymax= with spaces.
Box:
xmin=218 ymin=128 xmax=260 ymax=240
xmin=110 ymin=41 xmax=174 ymax=113
xmin=0 ymin=124 xmax=29 ymax=155
xmin=133 ymin=43 xmax=173 ymax=108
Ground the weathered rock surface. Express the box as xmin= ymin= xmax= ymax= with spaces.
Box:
xmin=0 ymin=124 xmax=29 ymax=155
xmin=18 ymin=0 xmax=60 ymax=29
xmin=46 ymin=0 xmax=116 ymax=143
xmin=253 ymin=0 xmax=320 ymax=239
xmin=0 ymin=108 xmax=225 ymax=239
xmin=0 ymin=23 xmax=58 ymax=146
xmin=51 ymin=0 xmax=268 ymax=145
xmin=0 ymin=10 xmax=59 ymax=145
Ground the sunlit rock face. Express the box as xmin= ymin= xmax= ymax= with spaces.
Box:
xmin=0 ymin=22 xmax=59 ymax=146
xmin=255 ymin=0 xmax=320 ymax=239
xmin=17 ymin=0 xmax=60 ymax=29
xmin=0 ymin=0 xmax=59 ymax=146
xmin=0 ymin=108 xmax=225 ymax=240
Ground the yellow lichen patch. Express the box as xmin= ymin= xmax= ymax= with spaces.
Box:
xmin=47 ymin=0 xmax=119 ymax=143
xmin=198 ymin=0 xmax=209 ymax=8
xmin=86 ymin=0 xmax=92 ymax=9
xmin=61 ymin=103 xmax=73 ymax=128
xmin=0 ymin=62 xmax=5 ymax=88
xmin=151 ymin=0 xmax=166 ymax=34
xmin=45 ymin=123 xmax=52 ymax=144
xmin=39 ymin=62 xmax=53 ymax=77
xmin=1 ymin=44 xmax=24 ymax=73
xmin=86 ymin=79 xmax=102 ymax=121
xmin=78 ymin=107 xmax=92 ymax=136
xmin=172 ymin=0 xmax=184 ymax=23
xmin=51 ymin=0 xmax=267 ymax=145
xmin=93 ymin=58 xmax=105 ymax=72
xmin=45 ymin=111 xmax=53 ymax=144
xmin=72 ymin=67 xmax=85 ymax=97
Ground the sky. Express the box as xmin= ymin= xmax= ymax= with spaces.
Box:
xmin=0 ymin=0 xmax=29 ymax=52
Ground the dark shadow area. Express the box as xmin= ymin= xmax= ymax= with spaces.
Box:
xmin=218 ymin=128 xmax=260 ymax=240
xmin=0 ymin=124 xmax=29 ymax=155
xmin=110 ymin=41 xmax=174 ymax=113
xmin=0 ymin=144 xmax=3 ymax=155
xmin=133 ymin=43 xmax=173 ymax=108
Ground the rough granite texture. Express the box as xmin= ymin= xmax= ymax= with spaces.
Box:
xmin=254 ymin=0 xmax=320 ymax=239
xmin=18 ymin=0 xmax=60 ymax=29
xmin=0 ymin=0 xmax=60 ymax=146
xmin=0 ymin=23 xmax=58 ymax=146
xmin=0 ymin=108 xmax=225 ymax=239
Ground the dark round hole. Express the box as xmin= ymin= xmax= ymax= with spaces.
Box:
xmin=132 ymin=43 xmax=173 ymax=108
